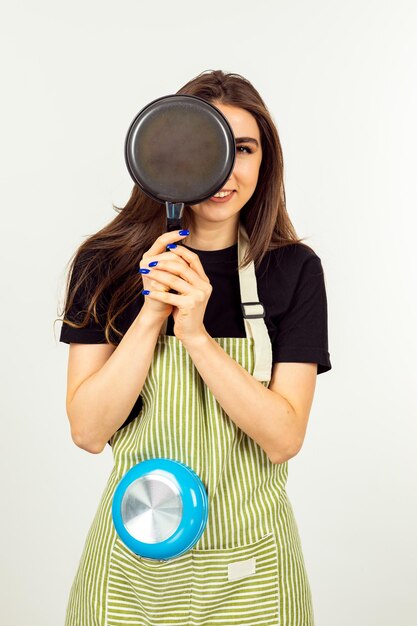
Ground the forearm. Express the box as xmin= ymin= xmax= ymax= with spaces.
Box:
xmin=68 ymin=307 xmax=165 ymax=453
xmin=181 ymin=331 xmax=297 ymax=464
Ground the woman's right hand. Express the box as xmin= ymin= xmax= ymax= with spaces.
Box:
xmin=139 ymin=229 xmax=190 ymax=320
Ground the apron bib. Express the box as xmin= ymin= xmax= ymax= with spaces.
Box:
xmin=65 ymin=223 xmax=315 ymax=626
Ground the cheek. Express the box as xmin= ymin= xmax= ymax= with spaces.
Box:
xmin=235 ymin=160 xmax=261 ymax=191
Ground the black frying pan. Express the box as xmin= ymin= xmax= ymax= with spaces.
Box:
xmin=124 ymin=94 xmax=236 ymax=232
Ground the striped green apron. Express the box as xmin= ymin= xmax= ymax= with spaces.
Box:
xmin=65 ymin=223 xmax=315 ymax=625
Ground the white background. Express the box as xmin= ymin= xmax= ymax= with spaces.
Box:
xmin=1 ymin=1 xmax=416 ymax=624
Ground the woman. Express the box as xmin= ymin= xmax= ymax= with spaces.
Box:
xmin=59 ymin=69 xmax=332 ymax=625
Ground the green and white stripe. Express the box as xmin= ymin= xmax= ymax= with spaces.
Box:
xmin=65 ymin=335 xmax=314 ymax=625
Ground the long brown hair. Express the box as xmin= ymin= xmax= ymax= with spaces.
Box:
xmin=55 ymin=69 xmax=313 ymax=345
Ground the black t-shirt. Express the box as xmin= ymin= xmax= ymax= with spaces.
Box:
xmin=60 ymin=242 xmax=332 ymax=434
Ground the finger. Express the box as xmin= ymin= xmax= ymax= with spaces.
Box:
xmin=145 ymin=269 xmax=193 ymax=296
xmin=142 ymin=289 xmax=184 ymax=307
xmin=166 ymin=245 xmax=210 ymax=282
xmin=146 ymin=261 xmax=206 ymax=294
xmin=151 ymin=259 xmax=209 ymax=288
xmin=145 ymin=258 xmax=191 ymax=275
xmin=139 ymin=250 xmax=190 ymax=270
xmin=141 ymin=243 xmax=191 ymax=270
xmin=144 ymin=230 xmax=189 ymax=259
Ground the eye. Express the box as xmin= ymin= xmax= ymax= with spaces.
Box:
xmin=237 ymin=145 xmax=253 ymax=154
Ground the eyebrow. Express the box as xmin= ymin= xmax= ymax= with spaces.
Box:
xmin=235 ymin=137 xmax=260 ymax=148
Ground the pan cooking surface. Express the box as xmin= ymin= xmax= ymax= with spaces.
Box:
xmin=125 ymin=95 xmax=236 ymax=204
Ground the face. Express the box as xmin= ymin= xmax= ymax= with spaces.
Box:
xmin=189 ymin=102 xmax=263 ymax=223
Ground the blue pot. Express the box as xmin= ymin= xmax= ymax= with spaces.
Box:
xmin=112 ymin=458 xmax=209 ymax=561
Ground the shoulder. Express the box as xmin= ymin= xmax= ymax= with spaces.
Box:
xmin=65 ymin=246 xmax=115 ymax=318
xmin=270 ymin=242 xmax=321 ymax=266
xmin=69 ymin=246 xmax=116 ymax=298
xmin=260 ymin=242 xmax=323 ymax=284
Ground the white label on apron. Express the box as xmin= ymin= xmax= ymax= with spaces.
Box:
xmin=227 ymin=557 xmax=256 ymax=581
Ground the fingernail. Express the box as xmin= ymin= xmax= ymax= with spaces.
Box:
xmin=167 ymin=243 xmax=177 ymax=249
xmin=179 ymin=230 xmax=190 ymax=236
xmin=139 ymin=268 xmax=150 ymax=274
xmin=142 ymin=290 xmax=150 ymax=295
xmin=148 ymin=261 xmax=158 ymax=266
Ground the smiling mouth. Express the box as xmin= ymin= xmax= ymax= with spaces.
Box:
xmin=209 ymin=190 xmax=236 ymax=202
xmin=212 ymin=189 xmax=235 ymax=198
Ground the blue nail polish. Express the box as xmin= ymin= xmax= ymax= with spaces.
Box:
xmin=167 ymin=243 xmax=177 ymax=249
xmin=179 ymin=230 xmax=190 ymax=236
xmin=142 ymin=290 xmax=150 ymax=295
xmin=139 ymin=268 xmax=150 ymax=274
xmin=148 ymin=261 xmax=158 ymax=267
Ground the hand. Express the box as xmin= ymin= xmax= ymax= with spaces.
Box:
xmin=139 ymin=230 xmax=191 ymax=321
xmin=141 ymin=244 xmax=212 ymax=343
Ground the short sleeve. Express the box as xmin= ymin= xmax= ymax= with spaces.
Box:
xmin=272 ymin=255 xmax=332 ymax=374
xmin=59 ymin=252 xmax=109 ymax=344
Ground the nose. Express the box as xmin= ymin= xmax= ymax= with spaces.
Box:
xmin=227 ymin=175 xmax=236 ymax=189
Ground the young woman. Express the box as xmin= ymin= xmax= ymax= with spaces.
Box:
xmin=59 ymin=69 xmax=332 ymax=626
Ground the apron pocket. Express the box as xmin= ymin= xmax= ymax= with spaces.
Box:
xmin=106 ymin=535 xmax=193 ymax=626
xmin=189 ymin=531 xmax=279 ymax=626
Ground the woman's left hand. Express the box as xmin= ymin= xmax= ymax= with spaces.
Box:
xmin=142 ymin=244 xmax=212 ymax=343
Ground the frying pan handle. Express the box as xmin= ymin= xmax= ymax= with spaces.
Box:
xmin=166 ymin=201 xmax=184 ymax=232
xmin=166 ymin=201 xmax=185 ymax=294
